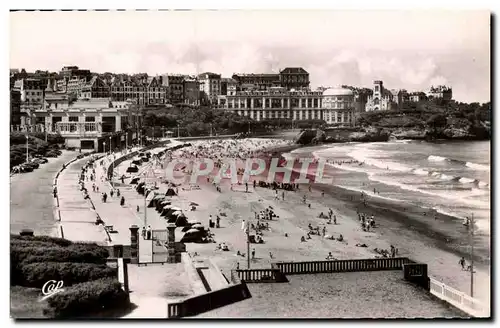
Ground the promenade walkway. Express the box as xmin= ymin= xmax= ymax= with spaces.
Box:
xmin=57 ymin=158 xmax=108 ymax=244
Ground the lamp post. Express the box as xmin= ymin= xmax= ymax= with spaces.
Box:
xmin=25 ymin=132 xmax=29 ymax=163
xmin=246 ymin=219 xmax=250 ymax=269
xmin=470 ymin=213 xmax=475 ymax=297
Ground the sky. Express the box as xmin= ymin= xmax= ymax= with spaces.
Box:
xmin=9 ymin=10 xmax=491 ymax=103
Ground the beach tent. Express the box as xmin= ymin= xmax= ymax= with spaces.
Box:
xmin=160 ymin=206 xmax=181 ymax=217
xmin=167 ymin=213 xmax=187 ymax=226
xmin=126 ymin=165 xmax=139 ymax=173
xmin=180 ymin=229 xmax=204 ymax=243
xmin=172 ymin=210 xmax=183 ymax=216
xmin=156 ymin=200 xmax=171 ymax=212
xmin=191 ymin=223 xmax=204 ymax=230
xmin=148 ymin=194 xmax=164 ymax=208
xmin=165 ymin=188 xmax=177 ymax=196
xmin=175 ymin=215 xmax=188 ymax=227
xmin=181 ymin=226 xmax=192 ymax=232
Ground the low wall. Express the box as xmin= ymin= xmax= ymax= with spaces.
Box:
xmin=181 ymin=253 xmax=207 ymax=295
xmin=174 ymin=134 xmax=237 ymax=141
xmin=273 ymin=257 xmax=414 ymax=275
xmin=167 ymin=282 xmax=251 ymax=318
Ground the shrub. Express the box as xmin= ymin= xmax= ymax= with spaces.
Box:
xmin=11 ymin=243 xmax=109 ymax=267
xmin=43 ymin=278 xmax=129 ymax=318
xmin=11 ymin=234 xmax=74 ymax=247
xmin=20 ymin=262 xmax=117 ymax=288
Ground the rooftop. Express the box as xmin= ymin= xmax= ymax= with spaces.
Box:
xmin=280 ymin=67 xmax=309 ymax=74
xmin=323 ymin=87 xmax=354 ymax=96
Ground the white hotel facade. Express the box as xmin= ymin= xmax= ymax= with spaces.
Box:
xmin=217 ymin=87 xmax=355 ymax=126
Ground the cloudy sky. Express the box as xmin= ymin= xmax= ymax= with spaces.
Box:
xmin=10 ymin=10 xmax=490 ymax=103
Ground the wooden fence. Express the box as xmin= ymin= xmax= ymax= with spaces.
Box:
xmin=273 ymin=257 xmax=414 ymax=275
xmin=429 ymin=277 xmax=489 ymax=317
xmin=234 ymin=268 xmax=288 ymax=283
xmin=167 ymin=282 xmax=251 ymax=318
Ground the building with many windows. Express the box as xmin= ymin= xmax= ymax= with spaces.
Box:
xmin=217 ymin=88 xmax=323 ymax=121
xmin=231 ymin=67 xmax=310 ymax=91
xmin=183 ymin=77 xmax=201 ymax=105
xmin=198 ymin=72 xmax=221 ymax=103
xmin=231 ymin=73 xmax=280 ymax=91
xmin=279 ymin=67 xmax=310 ymax=90
xmin=80 ymin=76 xmax=110 ymax=99
xmin=322 ymin=87 xmax=355 ymax=126
xmin=408 ymin=92 xmax=428 ymax=103
xmin=14 ymin=78 xmax=45 ymax=105
xmin=161 ymin=75 xmax=184 ymax=104
xmin=427 ymin=85 xmax=453 ymax=102
xmin=20 ymin=93 xmax=137 ymax=151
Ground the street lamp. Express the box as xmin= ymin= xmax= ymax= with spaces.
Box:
xmin=469 ymin=213 xmax=475 ymax=297
xmin=25 ymin=132 xmax=29 ymax=163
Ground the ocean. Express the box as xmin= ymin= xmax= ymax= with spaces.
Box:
xmin=285 ymin=140 xmax=491 ymax=236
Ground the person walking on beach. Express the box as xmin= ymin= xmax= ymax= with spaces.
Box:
xmin=333 ymin=215 xmax=337 ymax=225
xmin=110 ymin=189 xmax=114 ymax=197
xmin=120 ymin=196 xmax=125 ymax=206
xmin=322 ymin=226 xmax=326 ymax=237
xmin=241 ymin=220 xmax=246 ymax=231
xmin=146 ymin=225 xmax=152 ymax=240
xmin=459 ymin=257 xmax=466 ymax=270
xmin=245 ymin=182 xmax=248 ymax=193
xmin=251 ymin=248 xmax=256 ymax=260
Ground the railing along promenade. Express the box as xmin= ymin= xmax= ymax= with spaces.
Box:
xmin=233 ymin=268 xmax=288 ymax=283
xmin=273 ymin=257 xmax=415 ymax=275
xmin=429 ymin=277 xmax=489 ymax=317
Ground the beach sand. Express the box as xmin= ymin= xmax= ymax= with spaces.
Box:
xmin=118 ymin=138 xmax=489 ymax=316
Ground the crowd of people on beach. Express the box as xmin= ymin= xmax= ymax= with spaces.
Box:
xmin=149 ymin=138 xmax=404 ymax=265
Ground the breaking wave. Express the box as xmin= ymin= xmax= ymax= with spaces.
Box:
xmin=428 ymin=155 xmax=490 ymax=172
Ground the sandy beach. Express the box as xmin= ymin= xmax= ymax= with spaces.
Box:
xmin=115 ymin=137 xmax=489 ymax=316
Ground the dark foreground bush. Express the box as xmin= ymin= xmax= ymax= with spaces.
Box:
xmin=11 ymin=234 xmax=74 ymax=247
xmin=43 ymin=278 xmax=130 ymax=319
xmin=11 ymin=243 xmax=109 ymax=267
xmin=20 ymin=262 xmax=117 ymax=288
